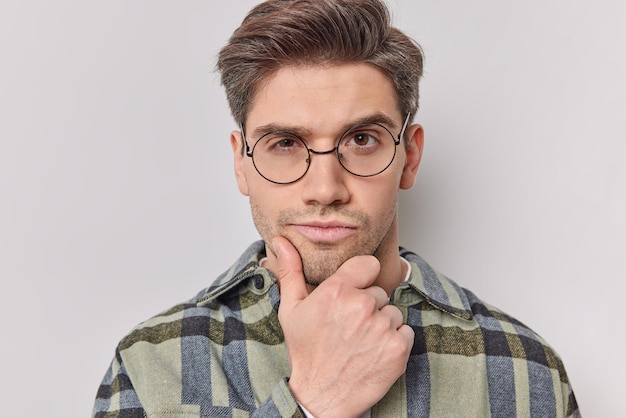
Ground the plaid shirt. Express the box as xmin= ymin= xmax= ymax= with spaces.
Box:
xmin=93 ymin=241 xmax=580 ymax=417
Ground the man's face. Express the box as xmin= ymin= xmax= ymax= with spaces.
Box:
xmin=231 ymin=63 xmax=423 ymax=286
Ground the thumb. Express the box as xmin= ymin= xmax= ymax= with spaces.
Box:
xmin=272 ymin=237 xmax=309 ymax=309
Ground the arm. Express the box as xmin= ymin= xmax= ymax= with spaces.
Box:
xmin=92 ymin=352 xmax=146 ymax=418
xmin=93 ymin=348 xmax=307 ymax=417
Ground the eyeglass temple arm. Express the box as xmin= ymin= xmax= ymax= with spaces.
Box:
xmin=397 ymin=112 xmax=411 ymax=143
xmin=240 ymin=126 xmax=254 ymax=157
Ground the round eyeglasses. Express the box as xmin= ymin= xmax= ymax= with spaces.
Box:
xmin=242 ymin=113 xmax=411 ymax=184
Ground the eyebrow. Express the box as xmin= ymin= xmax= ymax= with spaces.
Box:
xmin=249 ymin=111 xmax=398 ymax=140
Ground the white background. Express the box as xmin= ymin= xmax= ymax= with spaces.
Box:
xmin=1 ymin=1 xmax=624 ymax=416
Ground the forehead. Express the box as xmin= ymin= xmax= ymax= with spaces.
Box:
xmin=246 ymin=63 xmax=401 ymax=134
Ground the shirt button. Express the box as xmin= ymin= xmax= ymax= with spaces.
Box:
xmin=253 ymin=276 xmax=265 ymax=290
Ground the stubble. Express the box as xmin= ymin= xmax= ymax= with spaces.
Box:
xmin=251 ymin=202 xmax=398 ymax=286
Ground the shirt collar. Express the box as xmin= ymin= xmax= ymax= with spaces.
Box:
xmin=200 ymin=241 xmax=473 ymax=321
xmin=399 ymin=248 xmax=473 ymax=320
xmin=197 ymin=241 xmax=267 ymax=305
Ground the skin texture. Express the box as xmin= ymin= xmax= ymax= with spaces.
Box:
xmin=230 ymin=63 xmax=424 ymax=416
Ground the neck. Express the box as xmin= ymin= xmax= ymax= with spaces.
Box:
xmin=370 ymin=215 xmax=405 ymax=295
xmin=373 ymin=247 xmax=406 ymax=296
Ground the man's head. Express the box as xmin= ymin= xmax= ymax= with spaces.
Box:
xmin=217 ymin=0 xmax=425 ymax=291
xmin=217 ymin=0 xmax=424 ymax=129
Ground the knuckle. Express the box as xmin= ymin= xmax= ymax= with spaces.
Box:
xmin=360 ymin=293 xmax=378 ymax=312
xmin=388 ymin=330 xmax=412 ymax=355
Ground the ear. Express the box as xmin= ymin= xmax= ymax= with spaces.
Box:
xmin=230 ymin=130 xmax=250 ymax=196
xmin=399 ymin=124 xmax=424 ymax=190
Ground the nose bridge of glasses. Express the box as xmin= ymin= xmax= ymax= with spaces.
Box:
xmin=308 ymin=146 xmax=338 ymax=155
xmin=301 ymin=142 xmax=350 ymax=188
xmin=306 ymin=144 xmax=343 ymax=176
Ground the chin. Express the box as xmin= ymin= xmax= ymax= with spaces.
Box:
xmin=299 ymin=249 xmax=352 ymax=284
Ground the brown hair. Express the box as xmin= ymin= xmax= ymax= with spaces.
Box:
xmin=216 ymin=0 xmax=424 ymax=130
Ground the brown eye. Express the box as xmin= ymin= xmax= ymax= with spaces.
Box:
xmin=350 ymin=133 xmax=377 ymax=147
xmin=275 ymin=138 xmax=297 ymax=149
xmin=260 ymin=133 xmax=306 ymax=155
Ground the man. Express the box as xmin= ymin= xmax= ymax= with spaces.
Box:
xmin=93 ymin=1 xmax=579 ymax=417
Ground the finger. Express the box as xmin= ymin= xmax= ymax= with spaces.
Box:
xmin=334 ymin=255 xmax=381 ymax=290
xmin=272 ymin=236 xmax=309 ymax=309
xmin=397 ymin=324 xmax=415 ymax=349
xmin=379 ymin=304 xmax=405 ymax=330
xmin=363 ymin=286 xmax=389 ymax=311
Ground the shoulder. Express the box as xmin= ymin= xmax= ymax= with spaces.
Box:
xmin=400 ymin=247 xmax=571 ymax=381
xmin=116 ymin=241 xmax=271 ymax=353
xmin=464 ymin=288 xmax=569 ymax=377
xmin=400 ymin=248 xmax=578 ymax=415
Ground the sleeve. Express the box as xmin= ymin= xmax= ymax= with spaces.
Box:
xmin=551 ymin=345 xmax=580 ymax=417
xmin=92 ymin=353 xmax=305 ymax=418
xmin=564 ymin=378 xmax=581 ymax=418
xmin=92 ymin=351 xmax=146 ymax=418
xmin=298 ymin=403 xmax=316 ymax=418
xmin=251 ymin=378 xmax=307 ymax=418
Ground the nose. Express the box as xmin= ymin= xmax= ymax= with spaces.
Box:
xmin=300 ymin=150 xmax=350 ymax=206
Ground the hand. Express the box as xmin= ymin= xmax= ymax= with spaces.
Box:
xmin=273 ymin=237 xmax=414 ymax=418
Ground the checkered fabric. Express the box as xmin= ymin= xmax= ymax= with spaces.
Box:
xmin=93 ymin=240 xmax=580 ymax=417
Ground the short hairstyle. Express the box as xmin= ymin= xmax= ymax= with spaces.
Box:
xmin=216 ymin=0 xmax=424 ymax=130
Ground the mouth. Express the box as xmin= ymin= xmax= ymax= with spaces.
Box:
xmin=289 ymin=221 xmax=357 ymax=244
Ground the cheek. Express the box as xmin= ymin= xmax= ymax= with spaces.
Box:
xmin=249 ymin=195 xmax=277 ymax=241
xmin=247 ymin=182 xmax=287 ymax=221
xmin=352 ymin=178 xmax=399 ymax=214
xmin=364 ymin=165 xmax=402 ymax=197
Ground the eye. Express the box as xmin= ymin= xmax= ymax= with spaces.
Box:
xmin=347 ymin=132 xmax=377 ymax=147
xmin=274 ymin=138 xmax=298 ymax=149
xmin=258 ymin=133 xmax=305 ymax=155
xmin=341 ymin=127 xmax=384 ymax=155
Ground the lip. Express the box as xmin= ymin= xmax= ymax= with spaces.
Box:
xmin=289 ymin=220 xmax=357 ymax=243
